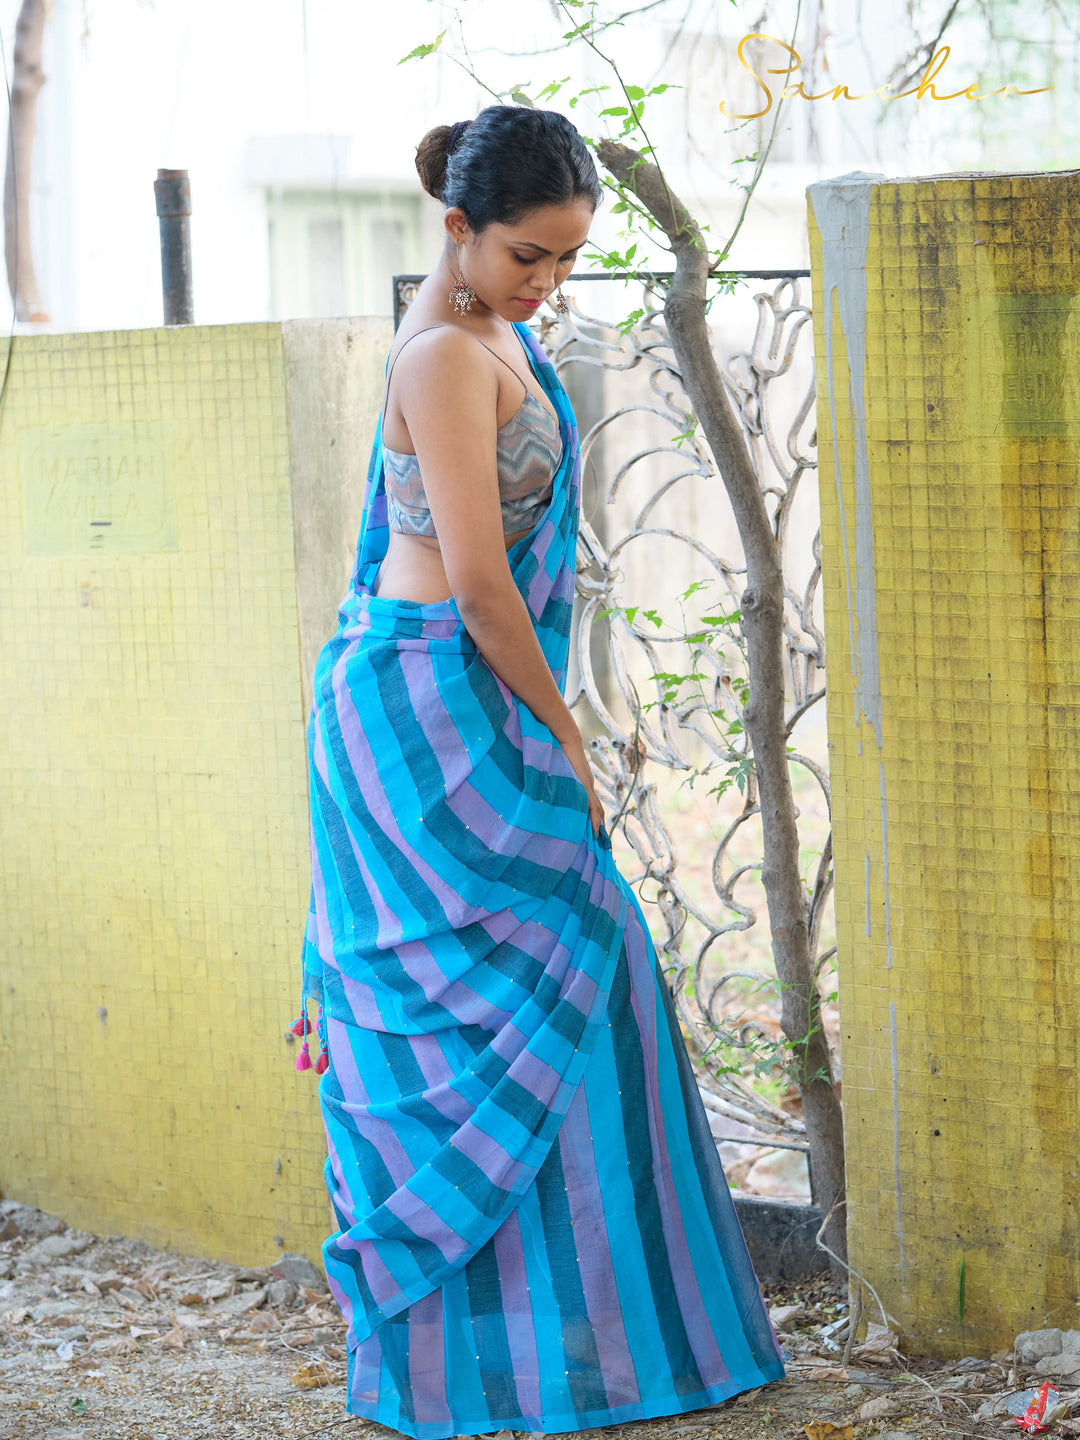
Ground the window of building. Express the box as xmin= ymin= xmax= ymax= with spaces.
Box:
xmin=266 ymin=190 xmax=422 ymax=319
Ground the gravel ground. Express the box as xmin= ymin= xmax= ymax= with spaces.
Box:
xmin=2 ymin=1201 xmax=1076 ymax=1440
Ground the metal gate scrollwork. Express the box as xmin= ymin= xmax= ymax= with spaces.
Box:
xmin=394 ymin=271 xmax=829 ymax=1159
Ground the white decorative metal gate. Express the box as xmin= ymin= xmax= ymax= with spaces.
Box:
xmin=394 ymin=271 xmax=828 ymax=1166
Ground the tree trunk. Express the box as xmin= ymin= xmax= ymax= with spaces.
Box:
xmin=4 ymin=0 xmax=51 ymax=323
xmin=596 ymin=139 xmax=847 ymax=1269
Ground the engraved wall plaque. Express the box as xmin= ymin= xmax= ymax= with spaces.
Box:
xmin=966 ymin=294 xmax=1080 ymax=439
xmin=21 ymin=422 xmax=178 ymax=555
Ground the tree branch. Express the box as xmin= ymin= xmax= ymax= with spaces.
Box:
xmin=596 ymin=136 xmax=847 ymax=1267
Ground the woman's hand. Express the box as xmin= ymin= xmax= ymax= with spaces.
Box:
xmin=558 ymin=728 xmax=605 ymax=838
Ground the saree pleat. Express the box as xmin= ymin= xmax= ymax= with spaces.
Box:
xmin=300 ymin=321 xmax=784 ymax=1437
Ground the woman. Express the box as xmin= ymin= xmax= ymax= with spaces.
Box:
xmin=295 ymin=105 xmax=784 ymax=1438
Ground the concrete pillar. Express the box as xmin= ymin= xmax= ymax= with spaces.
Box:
xmin=809 ymin=168 xmax=1080 ymax=1354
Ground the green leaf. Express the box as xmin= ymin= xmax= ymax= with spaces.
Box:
xmin=71 ymin=1399 xmax=87 ymax=1416
xmin=510 ymin=89 xmax=535 ymax=108
xmin=537 ymin=76 xmax=571 ymax=102
xmin=397 ymin=30 xmax=446 ymax=64
xmin=643 ymin=608 xmax=662 ymax=628
xmin=624 ymin=85 xmax=645 ymax=100
xmin=600 ymin=105 xmax=629 ymax=117
xmin=615 ymin=308 xmax=644 ymax=335
xmin=584 ymin=245 xmax=641 ymax=273
xmin=680 ymin=580 xmax=711 ymax=600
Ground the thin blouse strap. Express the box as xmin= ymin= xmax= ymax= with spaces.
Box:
xmin=382 ymin=324 xmax=532 ymax=418
xmin=382 ymin=325 xmax=452 ymax=414
xmin=464 ymin=334 xmax=530 ymax=395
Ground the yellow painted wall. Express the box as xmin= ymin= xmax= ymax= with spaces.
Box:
xmin=0 ymin=319 xmax=389 ymax=1267
xmin=809 ymin=170 xmax=1080 ymax=1354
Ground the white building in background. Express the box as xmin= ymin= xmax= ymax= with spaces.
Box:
xmin=1 ymin=0 xmax=1067 ymax=335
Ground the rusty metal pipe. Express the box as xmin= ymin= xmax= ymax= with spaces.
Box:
xmin=154 ymin=169 xmax=193 ymax=325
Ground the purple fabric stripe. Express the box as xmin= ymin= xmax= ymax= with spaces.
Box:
xmin=430 ymin=983 xmax=516 ymax=1032
xmin=413 ymin=1084 xmax=479 ymax=1131
xmin=307 ymin=817 xmax=332 ymax=956
xmin=361 ymin=1238 xmax=413 ymax=1310
xmin=483 ymin=909 xmax=572 ymax=968
xmin=526 ymin=524 xmax=557 ymax=610
xmin=450 ymin=1116 xmax=526 ymax=1193
xmin=325 ymin=1265 xmax=356 ymax=1336
xmin=323 ymin=1134 xmax=358 ymax=1233
xmin=311 ymin=714 xmax=403 ymax=951
xmin=405 ymin=1289 xmax=451 ymax=1427
xmin=491 ymin=1209 xmax=542 ymax=1417
xmin=329 ymin=670 xmax=467 ymax=931
xmin=487 ymin=1019 xmax=529 ymax=1065
xmin=490 ymin=1043 xmax=562 ymax=1106
xmin=336 ymin=966 xmax=402 ymax=1029
xmin=384 ymin=936 xmax=511 ymax=1027
xmin=445 ymin=776 xmax=585 ymax=867
xmin=378 ymin=1189 xmax=471 ymax=1266
xmin=325 ymin=1017 xmax=420 ymax=1190
xmin=559 ymin=966 xmax=599 ymax=1012
xmin=399 ymin=646 xmax=469 ymax=785
xmin=557 ymin=1083 xmax=638 ymax=1404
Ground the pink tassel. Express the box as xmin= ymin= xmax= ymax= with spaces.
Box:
xmin=315 ymin=1052 xmax=329 ymax=1075
xmin=295 ymin=1041 xmax=313 ymax=1072
xmin=290 ymin=1016 xmax=312 ymax=1037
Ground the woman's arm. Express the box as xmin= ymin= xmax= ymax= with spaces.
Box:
xmin=393 ymin=327 xmax=603 ymax=834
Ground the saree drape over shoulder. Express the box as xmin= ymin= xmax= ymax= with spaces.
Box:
xmin=299 ymin=321 xmax=784 ymax=1438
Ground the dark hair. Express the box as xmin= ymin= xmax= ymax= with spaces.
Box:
xmin=414 ymin=105 xmax=602 ymax=232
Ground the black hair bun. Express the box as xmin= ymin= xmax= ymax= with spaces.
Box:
xmin=415 ymin=122 xmax=469 ymax=201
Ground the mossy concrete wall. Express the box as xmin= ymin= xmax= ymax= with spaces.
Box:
xmin=809 ymin=168 xmax=1080 ymax=1354
xmin=0 ymin=317 xmax=391 ymax=1266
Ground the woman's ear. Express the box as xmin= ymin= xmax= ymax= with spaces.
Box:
xmin=444 ymin=206 xmax=472 ymax=247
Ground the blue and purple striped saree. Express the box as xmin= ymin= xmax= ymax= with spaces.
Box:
xmin=299 ymin=320 xmax=784 ymax=1437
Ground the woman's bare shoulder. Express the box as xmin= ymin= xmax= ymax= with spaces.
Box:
xmin=390 ymin=323 xmax=499 ymax=426
xmin=390 ymin=321 xmax=489 ymax=375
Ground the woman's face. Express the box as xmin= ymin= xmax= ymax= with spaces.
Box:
xmin=448 ymin=198 xmax=594 ymax=320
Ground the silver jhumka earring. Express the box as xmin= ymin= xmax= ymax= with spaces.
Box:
xmin=449 ymin=268 xmax=476 ymax=315
xmin=554 ymin=288 xmax=569 ymax=317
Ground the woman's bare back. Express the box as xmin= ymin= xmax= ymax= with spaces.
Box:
xmin=372 ymin=318 xmax=546 ymax=602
